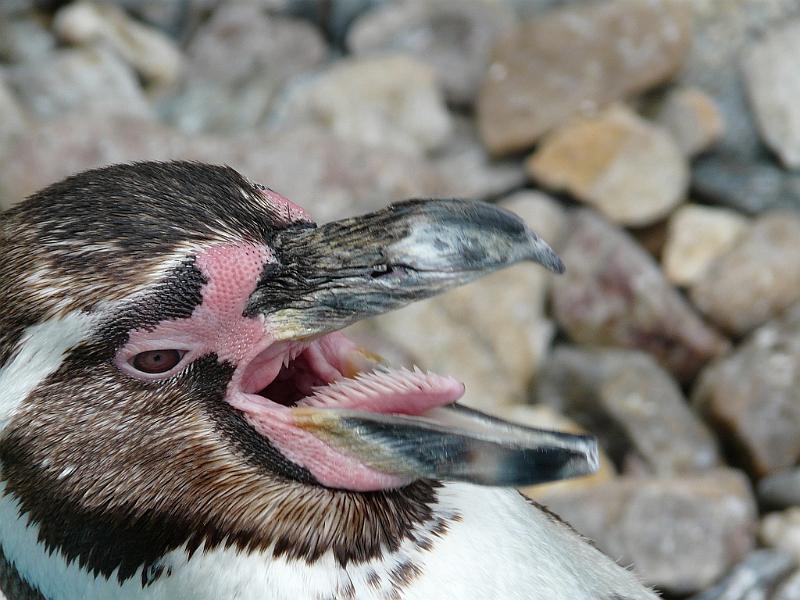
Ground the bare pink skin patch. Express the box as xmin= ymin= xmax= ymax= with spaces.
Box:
xmin=117 ymin=236 xmax=466 ymax=492
xmin=117 ymin=242 xmax=274 ymax=379
xmin=258 ymin=186 xmax=312 ymax=225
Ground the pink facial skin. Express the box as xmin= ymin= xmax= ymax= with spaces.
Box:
xmin=258 ymin=187 xmax=312 ymax=225
xmin=117 ymin=237 xmax=464 ymax=492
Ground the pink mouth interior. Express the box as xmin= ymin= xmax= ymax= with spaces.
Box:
xmin=226 ymin=332 xmax=465 ymax=491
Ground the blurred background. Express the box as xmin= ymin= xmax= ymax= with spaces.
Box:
xmin=2 ymin=0 xmax=800 ymax=597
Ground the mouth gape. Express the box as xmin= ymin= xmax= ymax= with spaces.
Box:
xmin=227 ymin=331 xmax=465 ymax=491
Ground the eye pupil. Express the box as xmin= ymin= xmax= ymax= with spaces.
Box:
xmin=131 ymin=349 xmax=183 ymax=374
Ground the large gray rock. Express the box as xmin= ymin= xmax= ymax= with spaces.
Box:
xmin=689 ymin=212 xmax=800 ymax=336
xmin=741 ymin=19 xmax=800 ymax=169
xmin=551 ymin=210 xmax=728 ymax=382
xmin=540 ymin=469 xmax=757 ymax=594
xmin=271 ymin=54 xmax=452 ymax=156
xmin=0 ymin=115 xmax=449 ymax=221
xmin=6 ymin=45 xmax=152 ymax=121
xmin=348 ymin=0 xmax=513 ymax=106
xmin=477 ymin=0 xmax=691 ymax=155
xmin=162 ymin=3 xmax=327 ymax=134
xmin=0 ymin=13 xmax=55 ymax=64
xmin=693 ymin=304 xmax=800 ymax=478
xmin=367 ymin=192 xmax=567 ymax=412
xmin=527 ymin=105 xmax=688 ymax=227
xmin=186 ymin=3 xmax=326 ymax=87
xmin=535 ymin=346 xmax=721 ymax=474
xmin=679 ymin=0 xmax=800 ymax=212
xmin=693 ymin=154 xmax=800 ymax=215
xmin=53 ymin=1 xmax=184 ymax=88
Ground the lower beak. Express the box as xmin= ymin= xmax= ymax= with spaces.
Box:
xmin=292 ymin=403 xmax=599 ymax=487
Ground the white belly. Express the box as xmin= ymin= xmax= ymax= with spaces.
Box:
xmin=0 ymin=483 xmax=655 ymax=600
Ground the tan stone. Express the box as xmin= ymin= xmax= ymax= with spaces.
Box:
xmin=690 ymin=212 xmax=800 ymax=335
xmin=477 ymin=0 xmax=691 ymax=155
xmin=654 ymin=87 xmax=725 ymax=157
xmin=527 ymin=105 xmax=688 ymax=227
xmin=662 ymin=204 xmax=749 ymax=287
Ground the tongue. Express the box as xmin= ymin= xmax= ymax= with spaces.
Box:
xmin=298 ymin=366 xmax=465 ymax=415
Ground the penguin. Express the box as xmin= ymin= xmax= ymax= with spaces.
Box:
xmin=0 ymin=161 xmax=656 ymax=600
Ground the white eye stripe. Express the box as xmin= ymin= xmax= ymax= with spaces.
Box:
xmin=0 ymin=312 xmax=94 ymax=431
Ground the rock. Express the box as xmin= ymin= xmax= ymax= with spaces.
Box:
xmin=163 ymin=3 xmax=327 ymax=134
xmin=759 ymin=469 xmax=800 ymax=510
xmin=285 ymin=0 xmax=387 ymax=45
xmin=535 ymin=346 xmax=721 ymax=474
xmin=0 ymin=14 xmax=55 ymax=64
xmin=111 ymin=0 xmax=215 ymax=40
xmin=0 ymin=76 xmax=26 ymax=145
xmin=539 ymin=469 xmax=757 ymax=594
xmin=689 ymin=550 xmax=796 ymax=600
xmin=0 ymin=115 xmax=450 ymax=220
xmin=6 ymin=45 xmax=152 ymax=121
xmin=271 ymin=54 xmax=452 ymax=156
xmin=689 ymin=212 xmax=800 ymax=335
xmin=348 ymin=0 xmax=513 ymax=106
xmin=369 ymin=193 xmax=566 ymax=412
xmin=477 ymin=0 xmax=691 ymax=155
xmin=693 ymin=153 xmax=800 ymax=215
xmin=679 ymin=0 xmax=800 ymax=213
xmin=185 ymin=4 xmax=326 ymax=88
xmin=0 ymin=115 xmax=186 ymax=209
xmin=506 ymin=404 xmax=616 ymax=499
xmin=213 ymin=126 xmax=452 ymax=223
xmin=653 ymin=87 xmax=725 ymax=157
xmin=551 ymin=210 xmax=728 ymax=382
xmin=662 ymin=204 xmax=749 ymax=288
xmin=0 ymin=0 xmax=32 ymax=16
xmin=693 ymin=305 xmax=800 ymax=477
xmin=158 ymin=79 xmax=277 ymax=135
xmin=53 ymin=1 xmax=184 ymax=88
xmin=761 ymin=509 xmax=800 ymax=566
xmin=432 ymin=116 xmax=526 ymax=199
xmin=776 ymin=570 xmax=800 ymax=600
xmin=527 ymin=105 xmax=688 ymax=227
xmin=741 ymin=20 xmax=800 ymax=169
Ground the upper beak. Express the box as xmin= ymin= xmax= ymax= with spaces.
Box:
xmin=247 ymin=198 xmax=564 ymax=340
xmin=246 ymin=198 xmax=596 ymax=488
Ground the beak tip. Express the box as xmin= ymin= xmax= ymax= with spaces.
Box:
xmin=528 ymin=233 xmax=565 ymax=274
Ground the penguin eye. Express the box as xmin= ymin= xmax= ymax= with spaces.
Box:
xmin=130 ymin=350 xmax=184 ymax=374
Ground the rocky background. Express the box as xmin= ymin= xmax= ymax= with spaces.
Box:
xmin=2 ymin=0 xmax=800 ymax=597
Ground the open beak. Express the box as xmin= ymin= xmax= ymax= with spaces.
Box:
xmin=242 ymin=198 xmax=597 ymax=489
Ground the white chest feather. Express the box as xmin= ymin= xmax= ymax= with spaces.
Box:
xmin=0 ymin=483 xmax=655 ymax=600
